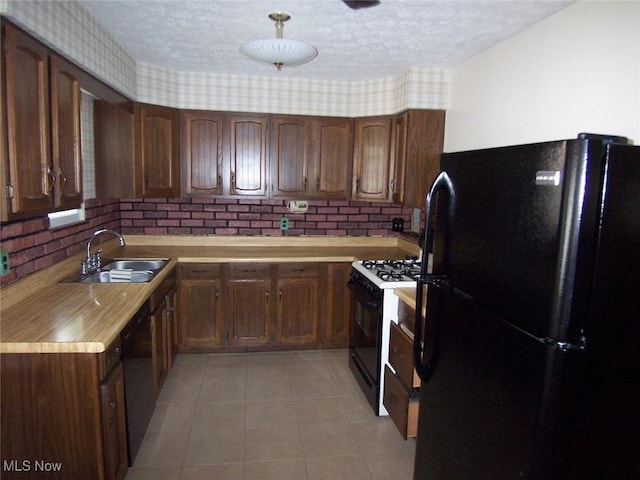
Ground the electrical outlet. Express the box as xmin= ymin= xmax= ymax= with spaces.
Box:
xmin=280 ymin=216 xmax=289 ymax=231
xmin=0 ymin=251 xmax=10 ymax=276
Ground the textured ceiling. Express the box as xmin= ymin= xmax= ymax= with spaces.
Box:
xmin=78 ymin=0 xmax=573 ymax=81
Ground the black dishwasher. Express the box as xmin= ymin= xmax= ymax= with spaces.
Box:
xmin=120 ymin=301 xmax=154 ymax=465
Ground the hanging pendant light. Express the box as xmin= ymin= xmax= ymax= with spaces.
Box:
xmin=240 ymin=12 xmax=318 ymax=71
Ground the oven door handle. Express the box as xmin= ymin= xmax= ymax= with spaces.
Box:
xmin=347 ymin=280 xmax=381 ymax=309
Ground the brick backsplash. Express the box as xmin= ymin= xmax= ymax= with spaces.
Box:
xmin=0 ymin=199 xmax=121 ymax=286
xmin=120 ymin=198 xmax=412 ymax=237
xmin=0 ymin=198 xmax=413 ymax=287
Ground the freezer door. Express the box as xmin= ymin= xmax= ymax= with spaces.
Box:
xmin=413 ymin=287 xmax=577 ymax=479
xmin=434 ymin=140 xmax=600 ymax=340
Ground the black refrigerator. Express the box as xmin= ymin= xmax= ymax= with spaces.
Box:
xmin=413 ymin=136 xmax=639 ymax=479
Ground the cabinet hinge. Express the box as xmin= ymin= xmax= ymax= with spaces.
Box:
xmin=6 ymin=184 xmax=14 ymax=199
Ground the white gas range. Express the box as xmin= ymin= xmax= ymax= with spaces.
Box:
xmin=348 ymin=256 xmax=429 ymax=416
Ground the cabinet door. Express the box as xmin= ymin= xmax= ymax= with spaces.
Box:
xmin=2 ymin=25 xmax=52 ymax=218
xmin=179 ymin=278 xmax=223 ymax=349
xmin=391 ymin=112 xmax=408 ymax=204
xmin=392 ymin=110 xmax=446 ymax=208
xmin=100 ymin=362 xmax=128 ymax=480
xmin=352 ymin=116 xmax=393 ymax=201
xmin=50 ymin=54 xmax=82 ymax=209
xmin=229 ymin=115 xmax=268 ymax=196
xmin=323 ymin=263 xmax=351 ymax=347
xmin=94 ymin=100 xmax=135 ymax=198
xmin=226 ymin=278 xmax=271 ymax=346
xmin=270 ymin=116 xmax=309 ymax=197
xmin=276 ymin=277 xmax=319 ymax=345
xmin=182 ymin=111 xmax=224 ymax=196
xmin=312 ymin=118 xmax=353 ymax=198
xmin=135 ymin=103 xmax=180 ymax=197
xmin=150 ymin=305 xmax=168 ymax=396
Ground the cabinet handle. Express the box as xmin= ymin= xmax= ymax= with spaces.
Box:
xmin=47 ymin=167 xmax=56 ymax=194
xmin=316 ymin=176 xmax=320 ymax=191
xmin=109 ymin=400 xmax=117 ymax=409
xmin=355 ymin=178 xmax=360 ymax=192
xmin=217 ymin=174 xmax=222 ymax=189
xmin=279 ymin=290 xmax=282 ymax=303
xmin=303 ymin=177 xmax=307 ymax=191
xmin=215 ymin=287 xmax=219 ymax=300
xmin=266 ymin=290 xmax=270 ymax=302
xmin=231 ymin=173 xmax=236 ymax=189
xmin=58 ymin=169 xmax=68 ymax=193
xmin=240 ymin=268 xmax=256 ymax=273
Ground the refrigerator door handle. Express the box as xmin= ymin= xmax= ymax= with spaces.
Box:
xmin=415 ymin=170 xmax=456 ymax=383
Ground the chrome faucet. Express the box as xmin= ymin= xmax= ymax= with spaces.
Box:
xmin=81 ymin=229 xmax=126 ymax=275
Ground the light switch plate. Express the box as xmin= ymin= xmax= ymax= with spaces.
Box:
xmin=0 ymin=251 xmax=10 ymax=276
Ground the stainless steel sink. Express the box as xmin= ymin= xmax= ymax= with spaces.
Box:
xmin=80 ymin=270 xmax=154 ymax=283
xmin=61 ymin=258 xmax=169 ymax=284
xmin=102 ymin=259 xmax=168 ymax=271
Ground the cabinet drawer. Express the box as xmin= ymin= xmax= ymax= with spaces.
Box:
xmin=397 ymin=299 xmax=416 ymax=336
xmin=180 ymin=263 xmax=220 ymax=279
xmin=228 ymin=263 xmax=271 ymax=278
xmin=277 ymin=263 xmax=319 ymax=277
xmin=389 ymin=321 xmax=420 ymax=389
xmin=383 ymin=365 xmax=418 ymax=440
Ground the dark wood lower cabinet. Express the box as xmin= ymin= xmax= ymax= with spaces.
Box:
xmin=101 ymin=362 xmax=128 ymax=480
xmin=0 ymin=349 xmax=127 ymax=480
xmin=276 ymin=277 xmax=319 ymax=345
xmin=178 ymin=262 xmax=351 ymax=352
xmin=323 ymin=262 xmax=351 ymax=347
xmin=226 ymin=277 xmax=271 ymax=347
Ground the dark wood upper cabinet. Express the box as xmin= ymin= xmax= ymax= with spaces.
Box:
xmin=229 ymin=114 xmax=268 ymax=197
xmin=312 ymin=117 xmax=353 ymax=199
xmin=134 ymin=103 xmax=180 ymax=198
xmin=182 ymin=111 xmax=224 ymax=196
xmin=392 ymin=109 xmax=445 ymax=208
xmin=270 ymin=115 xmax=353 ymax=199
xmin=1 ymin=23 xmax=85 ymax=221
xmin=94 ymin=100 xmax=135 ymax=198
xmin=270 ymin=116 xmax=309 ymax=197
xmin=352 ymin=116 xmax=394 ymax=201
xmin=2 ymin=24 xmax=53 ymax=219
xmin=50 ymin=54 xmax=83 ymax=209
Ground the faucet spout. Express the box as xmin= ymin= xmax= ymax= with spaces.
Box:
xmin=84 ymin=229 xmax=126 ymax=274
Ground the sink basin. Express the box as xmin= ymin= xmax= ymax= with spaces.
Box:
xmin=60 ymin=258 xmax=169 ymax=284
xmin=102 ymin=259 xmax=168 ymax=271
xmin=80 ymin=270 xmax=154 ymax=284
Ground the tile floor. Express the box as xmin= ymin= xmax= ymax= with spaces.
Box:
xmin=125 ymin=349 xmax=416 ymax=480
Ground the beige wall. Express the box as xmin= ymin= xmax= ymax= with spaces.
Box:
xmin=0 ymin=0 xmax=449 ymax=116
xmin=444 ymin=1 xmax=640 ymax=151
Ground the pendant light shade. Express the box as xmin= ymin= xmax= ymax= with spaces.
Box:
xmin=240 ymin=13 xmax=317 ymax=70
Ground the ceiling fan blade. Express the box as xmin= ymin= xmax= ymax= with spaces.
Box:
xmin=342 ymin=1 xmax=381 ymax=9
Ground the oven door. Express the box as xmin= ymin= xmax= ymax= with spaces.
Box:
xmin=347 ymin=278 xmax=383 ymax=412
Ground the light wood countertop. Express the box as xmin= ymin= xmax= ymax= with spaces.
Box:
xmin=0 ymin=235 xmax=419 ymax=354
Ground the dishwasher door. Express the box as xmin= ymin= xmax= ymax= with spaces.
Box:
xmin=121 ymin=301 xmax=154 ymax=465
